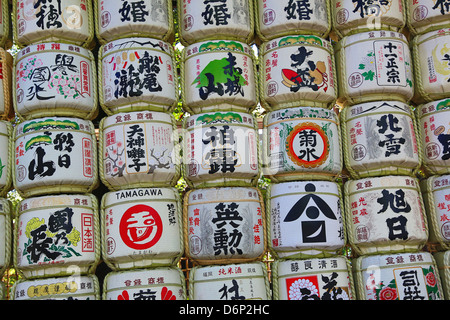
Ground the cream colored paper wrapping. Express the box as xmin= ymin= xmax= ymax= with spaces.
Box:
xmin=0 ymin=49 xmax=13 ymax=121
xmin=13 ymin=0 xmax=94 ymax=48
xmin=184 ymin=187 xmax=266 ymax=265
xmin=335 ymin=30 xmax=414 ymax=106
xmin=0 ymin=121 xmax=12 ymax=197
xmin=103 ymin=267 xmax=186 ymax=300
xmin=101 ymin=187 xmax=183 ymax=270
xmin=406 ymin=0 xmax=450 ymax=35
xmin=267 ymin=181 xmax=345 ymax=259
xmin=433 ymin=250 xmax=450 ymax=300
xmin=416 ymin=98 xmax=450 ymax=175
xmin=99 ymin=37 xmax=178 ymax=115
xmin=181 ymin=40 xmax=257 ymax=115
xmin=263 ymin=107 xmax=342 ymax=182
xmin=0 ymin=198 xmax=11 ymax=279
xmin=183 ymin=111 xmax=260 ymax=188
xmin=14 ymin=42 xmax=97 ymax=120
xmin=352 ymin=251 xmax=443 ymax=300
xmin=189 ymin=262 xmax=270 ymax=300
xmin=12 ymin=275 xmax=100 ymax=300
xmin=272 ymin=256 xmax=354 ymax=300
xmin=177 ymin=0 xmax=254 ymax=46
xmin=94 ymin=0 xmax=174 ymax=44
xmin=331 ymin=0 xmax=405 ymax=37
xmin=13 ymin=117 xmax=98 ymax=198
xmin=259 ymin=35 xmax=337 ymax=111
xmin=14 ymin=194 xmax=100 ymax=279
xmin=255 ymin=0 xmax=331 ymax=41
xmin=99 ymin=111 xmax=180 ymax=190
xmin=345 ymin=175 xmax=428 ymax=256
xmin=341 ymin=100 xmax=421 ymax=179
xmin=412 ymin=29 xmax=450 ymax=104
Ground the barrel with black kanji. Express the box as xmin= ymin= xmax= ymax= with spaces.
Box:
xmin=406 ymin=0 xmax=450 ymax=35
xmin=99 ymin=111 xmax=180 ymax=190
xmin=14 ymin=194 xmax=100 ymax=279
xmin=95 ymin=0 xmax=174 ymax=44
xmin=99 ymin=37 xmax=178 ymax=115
xmin=341 ymin=100 xmax=421 ymax=179
xmin=13 ymin=117 xmax=98 ymax=198
xmin=13 ymin=0 xmax=94 ymax=48
xmin=353 ymin=251 xmax=443 ymax=300
xmin=177 ymin=0 xmax=254 ymax=45
xmin=14 ymin=42 xmax=97 ymax=120
xmin=0 ymin=120 xmax=12 ymax=197
xmin=344 ymin=175 xmax=428 ymax=256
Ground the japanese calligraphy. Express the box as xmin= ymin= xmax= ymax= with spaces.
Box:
xmin=383 ymin=42 xmax=401 ymax=84
xmin=284 ymin=0 xmax=313 ymax=20
xmin=218 ymin=279 xmax=245 ymax=300
xmin=203 ymin=125 xmax=238 ymax=174
xmin=34 ymin=0 xmax=63 ymax=30
xmin=377 ymin=113 xmax=405 ymax=157
xmin=202 ymin=0 xmax=231 ymax=26
xmin=212 ymin=202 xmax=243 ymax=256
xmin=119 ymin=0 xmax=149 ymax=22
xmin=352 ymin=0 xmax=390 ymax=18
xmin=432 ymin=0 xmax=450 ymax=15
xmin=377 ymin=189 xmax=411 ymax=241
xmin=126 ymin=124 xmax=147 ymax=172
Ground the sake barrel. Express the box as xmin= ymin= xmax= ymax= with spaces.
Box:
xmin=416 ymin=98 xmax=450 ymax=175
xmin=14 ymin=42 xmax=97 ymax=120
xmin=341 ymin=100 xmax=421 ymax=179
xmin=412 ymin=29 xmax=450 ymax=103
xmin=421 ymin=175 xmax=450 ymax=250
xmin=181 ymin=39 xmax=257 ymax=114
xmin=15 ymin=194 xmax=100 ymax=279
xmin=268 ymin=181 xmax=345 ymax=259
xmin=103 ymin=267 xmax=186 ymax=300
xmin=13 ymin=275 xmax=100 ymax=300
xmin=255 ymin=0 xmax=331 ymax=41
xmin=335 ymin=30 xmax=414 ymax=105
xmin=331 ymin=0 xmax=405 ymax=37
xmin=189 ymin=262 xmax=270 ymax=300
xmin=99 ymin=37 xmax=178 ymax=115
xmin=183 ymin=111 xmax=259 ymax=188
xmin=406 ymin=0 xmax=450 ymax=35
xmin=263 ymin=107 xmax=342 ymax=182
xmin=0 ymin=0 xmax=9 ymax=48
xmin=184 ymin=187 xmax=265 ymax=265
xmin=344 ymin=175 xmax=428 ymax=256
xmin=353 ymin=251 xmax=443 ymax=300
xmin=0 ymin=121 xmax=12 ymax=197
xmin=13 ymin=117 xmax=98 ymax=198
xmin=0 ymin=49 xmax=13 ymax=120
xmin=0 ymin=198 xmax=11 ymax=278
xmin=99 ymin=111 xmax=180 ymax=190
xmin=434 ymin=250 xmax=450 ymax=300
xmin=259 ymin=35 xmax=337 ymax=111
xmin=95 ymin=0 xmax=174 ymax=44
xmin=13 ymin=0 xmax=94 ymax=48
xmin=101 ymin=187 xmax=183 ymax=270
xmin=273 ymin=256 xmax=354 ymax=300
xmin=177 ymin=0 xmax=254 ymax=45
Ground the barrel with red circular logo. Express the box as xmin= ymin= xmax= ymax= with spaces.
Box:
xmin=103 ymin=267 xmax=186 ymax=300
xmin=263 ymin=106 xmax=342 ymax=182
xmin=13 ymin=117 xmax=98 ymax=198
xmin=95 ymin=0 xmax=174 ymax=44
xmin=13 ymin=275 xmax=100 ymax=300
xmin=181 ymin=39 xmax=257 ymax=115
xmin=15 ymin=194 xmax=100 ymax=279
xmin=14 ymin=42 xmax=97 ymax=120
xmin=335 ymin=30 xmax=414 ymax=106
xmin=177 ymin=0 xmax=254 ymax=45
xmin=184 ymin=187 xmax=266 ymax=265
xmin=99 ymin=37 xmax=178 ymax=115
xmin=13 ymin=0 xmax=94 ymax=48
xmin=0 ymin=121 xmax=12 ymax=197
xmin=406 ymin=0 xmax=450 ymax=35
xmin=331 ymin=0 xmax=405 ymax=37
xmin=341 ymin=100 xmax=421 ymax=179
xmin=353 ymin=251 xmax=443 ymax=300
xmin=345 ymin=175 xmax=428 ymax=256
xmin=189 ymin=262 xmax=270 ymax=300
xmin=101 ymin=187 xmax=183 ymax=270
xmin=273 ymin=256 xmax=354 ymax=300
xmin=416 ymin=98 xmax=450 ymax=175
xmin=99 ymin=111 xmax=180 ymax=190
xmin=0 ymin=198 xmax=11 ymax=279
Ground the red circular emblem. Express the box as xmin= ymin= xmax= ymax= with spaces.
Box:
xmin=119 ymin=204 xmax=163 ymax=250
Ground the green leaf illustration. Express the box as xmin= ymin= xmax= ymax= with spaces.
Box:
xmin=0 ymin=157 xmax=4 ymax=179
xmin=362 ymin=70 xmax=375 ymax=81
xmin=358 ymin=64 xmax=366 ymax=70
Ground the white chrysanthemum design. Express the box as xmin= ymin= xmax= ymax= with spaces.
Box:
xmin=288 ymin=278 xmax=319 ymax=300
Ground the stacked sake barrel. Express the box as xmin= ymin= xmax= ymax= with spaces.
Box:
xmin=178 ymin=1 xmax=270 ymax=300
xmin=10 ymin=0 xmax=101 ymax=300
xmin=255 ymin=1 xmax=354 ymax=300
xmin=94 ymin=0 xmax=186 ymax=300
xmin=333 ymin=0 xmax=445 ymax=300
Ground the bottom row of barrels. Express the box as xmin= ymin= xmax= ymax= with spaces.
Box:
xmin=9 ymin=251 xmax=450 ymax=300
